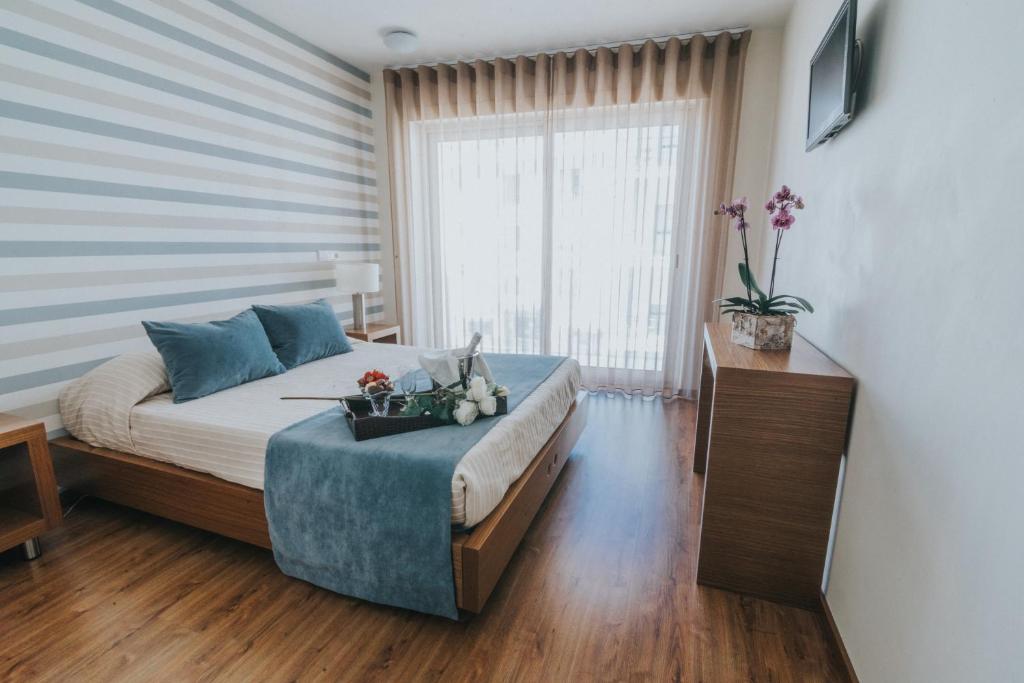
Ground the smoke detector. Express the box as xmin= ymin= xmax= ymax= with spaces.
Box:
xmin=383 ymin=30 xmax=419 ymax=54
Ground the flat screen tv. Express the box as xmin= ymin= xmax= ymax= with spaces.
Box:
xmin=806 ymin=0 xmax=858 ymax=151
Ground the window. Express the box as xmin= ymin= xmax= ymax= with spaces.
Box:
xmin=409 ymin=100 xmax=701 ymax=388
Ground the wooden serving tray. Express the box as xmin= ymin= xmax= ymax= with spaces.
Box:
xmin=342 ymin=395 xmax=508 ymax=441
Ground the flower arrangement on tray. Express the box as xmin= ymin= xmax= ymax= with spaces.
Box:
xmin=400 ymin=376 xmax=509 ymax=427
xmin=713 ymin=184 xmax=815 ymax=350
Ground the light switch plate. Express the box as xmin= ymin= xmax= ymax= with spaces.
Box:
xmin=317 ymin=250 xmax=343 ymax=261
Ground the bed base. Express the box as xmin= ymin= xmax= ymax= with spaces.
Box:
xmin=50 ymin=392 xmax=587 ymax=614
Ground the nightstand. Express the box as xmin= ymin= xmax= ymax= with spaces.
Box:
xmin=346 ymin=323 xmax=402 ymax=344
xmin=0 ymin=414 xmax=61 ymax=559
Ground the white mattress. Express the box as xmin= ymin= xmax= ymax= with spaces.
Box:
xmin=127 ymin=342 xmax=580 ymax=527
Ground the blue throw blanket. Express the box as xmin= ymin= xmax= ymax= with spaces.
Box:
xmin=264 ymin=353 xmax=567 ymax=619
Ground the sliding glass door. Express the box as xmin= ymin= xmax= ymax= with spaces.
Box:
xmin=410 ymin=100 xmax=699 ymax=394
xmin=425 ymin=122 xmax=546 ymax=354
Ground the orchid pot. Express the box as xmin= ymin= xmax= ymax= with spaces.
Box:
xmin=730 ymin=311 xmax=796 ymax=350
xmin=714 ymin=185 xmax=814 ymax=352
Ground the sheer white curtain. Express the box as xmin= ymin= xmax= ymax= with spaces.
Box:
xmin=385 ymin=36 xmax=749 ymax=396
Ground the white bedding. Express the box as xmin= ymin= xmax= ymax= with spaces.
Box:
xmin=60 ymin=342 xmax=580 ymax=527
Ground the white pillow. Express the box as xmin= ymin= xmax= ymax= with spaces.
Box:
xmin=59 ymin=351 xmax=170 ymax=452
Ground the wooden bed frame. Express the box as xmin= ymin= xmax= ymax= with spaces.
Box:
xmin=49 ymin=392 xmax=587 ymax=614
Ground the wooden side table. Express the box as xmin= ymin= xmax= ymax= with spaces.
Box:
xmin=0 ymin=414 xmax=61 ymax=559
xmin=694 ymin=323 xmax=855 ymax=609
xmin=346 ymin=322 xmax=401 ymax=344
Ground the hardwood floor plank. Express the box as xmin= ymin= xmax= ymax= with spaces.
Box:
xmin=0 ymin=395 xmax=847 ymax=682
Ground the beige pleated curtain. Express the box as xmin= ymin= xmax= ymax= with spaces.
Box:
xmin=383 ymin=32 xmax=750 ymax=395
xmin=385 ymin=33 xmax=748 ymax=115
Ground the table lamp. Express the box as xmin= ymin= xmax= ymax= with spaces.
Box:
xmin=334 ymin=262 xmax=379 ymax=333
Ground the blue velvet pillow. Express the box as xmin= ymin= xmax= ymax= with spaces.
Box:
xmin=142 ymin=309 xmax=286 ymax=403
xmin=251 ymin=299 xmax=352 ymax=369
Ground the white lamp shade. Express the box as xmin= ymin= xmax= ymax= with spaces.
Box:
xmin=334 ymin=262 xmax=380 ymax=293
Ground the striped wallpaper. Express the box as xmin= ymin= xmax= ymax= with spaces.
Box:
xmin=0 ymin=0 xmax=383 ymax=437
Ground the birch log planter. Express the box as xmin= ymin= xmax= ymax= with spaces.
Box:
xmin=730 ymin=312 xmax=796 ymax=350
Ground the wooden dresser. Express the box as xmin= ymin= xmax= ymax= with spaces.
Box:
xmin=694 ymin=323 xmax=855 ymax=609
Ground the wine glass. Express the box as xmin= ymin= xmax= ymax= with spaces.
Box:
xmin=362 ymin=383 xmax=392 ymax=417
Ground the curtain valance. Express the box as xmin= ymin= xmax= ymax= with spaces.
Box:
xmin=384 ymin=33 xmax=749 ymax=118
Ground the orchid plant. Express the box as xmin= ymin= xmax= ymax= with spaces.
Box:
xmin=714 ymin=185 xmax=814 ymax=317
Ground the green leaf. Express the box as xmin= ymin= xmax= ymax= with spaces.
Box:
xmin=715 ymin=296 xmax=755 ymax=307
xmin=768 ymin=294 xmax=814 ymax=313
xmin=738 ymin=263 xmax=767 ymax=299
xmin=717 ymin=303 xmax=755 ymax=315
xmin=765 ymin=301 xmax=802 ymax=313
xmin=768 ymin=299 xmax=807 ymax=312
xmin=788 ymin=296 xmax=814 ymax=313
xmin=756 ymin=291 xmax=770 ymax=314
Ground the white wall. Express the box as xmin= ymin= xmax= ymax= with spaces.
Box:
xmin=758 ymin=1 xmax=1024 ymax=681
xmin=723 ymin=28 xmax=783 ymax=302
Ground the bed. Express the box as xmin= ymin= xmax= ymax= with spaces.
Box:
xmin=50 ymin=340 xmax=586 ymax=614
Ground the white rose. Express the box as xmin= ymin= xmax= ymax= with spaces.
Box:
xmin=494 ymin=385 xmax=510 ymax=397
xmin=468 ymin=376 xmax=489 ymax=402
xmin=453 ymin=399 xmax=479 ymax=426
xmin=477 ymin=395 xmax=497 ymax=416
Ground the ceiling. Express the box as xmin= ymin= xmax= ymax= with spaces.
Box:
xmin=238 ymin=0 xmax=793 ymax=68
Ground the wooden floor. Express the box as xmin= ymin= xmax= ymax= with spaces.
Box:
xmin=0 ymin=396 xmax=848 ymax=682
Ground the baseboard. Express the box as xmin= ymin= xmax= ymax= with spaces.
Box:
xmin=820 ymin=591 xmax=859 ymax=683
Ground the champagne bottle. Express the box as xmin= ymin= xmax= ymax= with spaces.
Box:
xmin=456 ymin=332 xmax=483 ymax=389
xmin=465 ymin=331 xmax=482 ymax=356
